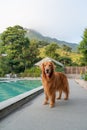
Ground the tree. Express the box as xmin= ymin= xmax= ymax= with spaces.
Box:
xmin=23 ymin=39 xmax=40 ymax=68
xmin=37 ymin=40 xmax=49 ymax=48
xmin=59 ymin=56 xmax=72 ymax=66
xmin=62 ymin=44 xmax=72 ymax=52
xmin=0 ymin=56 xmax=10 ymax=76
xmin=45 ymin=42 xmax=60 ymax=60
xmin=1 ymin=25 xmax=30 ymax=73
xmin=78 ymin=28 xmax=87 ymax=65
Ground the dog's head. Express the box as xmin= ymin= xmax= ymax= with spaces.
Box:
xmin=40 ymin=61 xmax=55 ymax=78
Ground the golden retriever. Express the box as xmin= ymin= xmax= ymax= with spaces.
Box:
xmin=40 ymin=61 xmax=69 ymax=108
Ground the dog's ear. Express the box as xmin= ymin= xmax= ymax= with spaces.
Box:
xmin=54 ymin=64 xmax=56 ymax=69
xmin=51 ymin=62 xmax=56 ymax=71
xmin=39 ymin=63 xmax=44 ymax=70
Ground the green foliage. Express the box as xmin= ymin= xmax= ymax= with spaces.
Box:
xmin=0 ymin=25 xmax=40 ymax=75
xmin=78 ymin=28 xmax=87 ymax=65
xmin=84 ymin=72 xmax=87 ymax=81
xmin=0 ymin=57 xmax=10 ymax=77
xmin=78 ymin=57 xmax=87 ymax=66
xmin=62 ymin=44 xmax=72 ymax=52
xmin=55 ymin=65 xmax=64 ymax=72
xmin=45 ymin=43 xmax=60 ymax=60
xmin=37 ymin=40 xmax=49 ymax=48
xmin=1 ymin=25 xmax=30 ymax=73
xmin=19 ymin=67 xmax=41 ymax=77
xmin=59 ymin=56 xmax=72 ymax=66
xmin=29 ymin=40 xmax=40 ymax=63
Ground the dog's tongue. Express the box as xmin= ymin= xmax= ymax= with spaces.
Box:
xmin=46 ymin=73 xmax=50 ymax=77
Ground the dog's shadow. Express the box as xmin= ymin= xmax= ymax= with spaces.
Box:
xmin=55 ymin=99 xmax=70 ymax=107
xmin=55 ymin=96 xmax=87 ymax=109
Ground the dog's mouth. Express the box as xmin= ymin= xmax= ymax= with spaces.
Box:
xmin=45 ymin=69 xmax=51 ymax=77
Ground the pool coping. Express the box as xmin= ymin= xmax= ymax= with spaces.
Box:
xmin=0 ymin=86 xmax=43 ymax=119
xmin=0 ymin=77 xmax=41 ymax=82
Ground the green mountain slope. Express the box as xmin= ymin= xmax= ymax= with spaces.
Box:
xmin=25 ymin=28 xmax=78 ymax=51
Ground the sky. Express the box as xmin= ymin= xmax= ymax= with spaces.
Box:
xmin=0 ymin=0 xmax=87 ymax=44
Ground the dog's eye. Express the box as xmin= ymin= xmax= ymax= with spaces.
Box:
xmin=49 ymin=64 xmax=52 ymax=67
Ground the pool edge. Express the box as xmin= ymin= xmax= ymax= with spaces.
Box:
xmin=0 ymin=86 xmax=43 ymax=119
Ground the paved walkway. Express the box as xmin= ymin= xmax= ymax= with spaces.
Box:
xmin=75 ymin=79 xmax=87 ymax=90
xmin=0 ymin=79 xmax=87 ymax=130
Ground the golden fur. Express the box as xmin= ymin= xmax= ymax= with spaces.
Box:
xmin=40 ymin=61 xmax=69 ymax=108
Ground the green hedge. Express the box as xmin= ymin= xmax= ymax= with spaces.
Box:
xmin=19 ymin=66 xmax=41 ymax=77
xmin=55 ymin=66 xmax=64 ymax=72
xmin=84 ymin=72 xmax=87 ymax=81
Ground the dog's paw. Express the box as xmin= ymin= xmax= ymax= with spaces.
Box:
xmin=43 ymin=101 xmax=49 ymax=105
xmin=56 ymin=97 xmax=61 ymax=100
xmin=49 ymin=104 xmax=54 ymax=108
xmin=64 ymin=97 xmax=68 ymax=100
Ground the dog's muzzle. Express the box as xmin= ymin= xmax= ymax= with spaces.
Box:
xmin=45 ymin=69 xmax=49 ymax=73
xmin=45 ymin=69 xmax=51 ymax=76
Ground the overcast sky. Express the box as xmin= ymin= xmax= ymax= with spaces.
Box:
xmin=0 ymin=0 xmax=87 ymax=43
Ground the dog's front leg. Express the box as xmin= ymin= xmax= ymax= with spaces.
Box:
xmin=49 ymin=93 xmax=55 ymax=108
xmin=43 ymin=92 xmax=49 ymax=105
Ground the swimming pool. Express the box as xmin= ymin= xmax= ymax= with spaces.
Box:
xmin=0 ymin=79 xmax=42 ymax=102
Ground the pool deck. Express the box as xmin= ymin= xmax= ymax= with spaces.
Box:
xmin=0 ymin=79 xmax=87 ymax=130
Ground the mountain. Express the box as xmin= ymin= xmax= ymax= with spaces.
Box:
xmin=25 ymin=28 xmax=78 ymax=51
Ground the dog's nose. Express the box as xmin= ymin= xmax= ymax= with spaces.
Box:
xmin=46 ymin=69 xmax=49 ymax=73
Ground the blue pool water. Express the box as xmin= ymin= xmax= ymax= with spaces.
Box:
xmin=0 ymin=80 xmax=42 ymax=102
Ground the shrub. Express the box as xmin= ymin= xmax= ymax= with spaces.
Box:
xmin=84 ymin=72 xmax=87 ymax=81
xmin=55 ymin=66 xmax=64 ymax=72
xmin=0 ymin=69 xmax=5 ymax=77
xmin=19 ymin=66 xmax=41 ymax=77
